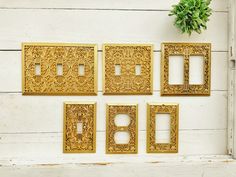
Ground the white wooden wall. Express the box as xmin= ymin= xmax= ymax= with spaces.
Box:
xmin=0 ymin=0 xmax=235 ymax=176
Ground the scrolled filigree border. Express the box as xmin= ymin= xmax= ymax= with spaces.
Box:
xmin=147 ymin=103 xmax=179 ymax=153
xmin=106 ymin=103 xmax=138 ymax=154
xmin=161 ymin=42 xmax=211 ymax=96
xmin=63 ymin=102 xmax=96 ymax=153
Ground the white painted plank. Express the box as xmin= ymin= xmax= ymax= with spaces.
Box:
xmin=0 ymin=51 xmax=228 ymax=92
xmin=0 ymin=51 xmax=21 ymax=92
xmin=227 ymin=0 xmax=235 ymax=157
xmin=229 ymin=0 xmax=236 ymax=159
xmin=234 ymin=0 xmax=236 ymax=159
xmin=0 ymin=91 xmax=227 ymax=133
xmin=1 ymin=160 xmax=236 ymax=177
xmin=0 ymin=130 xmax=226 ymax=164
xmin=0 ymin=0 xmax=228 ymax=11
xmin=0 ymin=10 xmax=227 ymax=51
xmin=0 ymin=158 xmax=235 ymax=177
xmin=0 ymin=155 xmax=232 ymax=166
xmin=0 ymin=0 xmax=230 ymax=172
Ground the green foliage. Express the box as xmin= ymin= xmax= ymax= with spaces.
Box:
xmin=169 ymin=0 xmax=212 ymax=35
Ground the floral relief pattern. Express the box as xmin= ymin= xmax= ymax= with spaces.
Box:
xmin=23 ymin=44 xmax=97 ymax=95
xmin=103 ymin=45 xmax=153 ymax=95
xmin=106 ymin=104 xmax=138 ymax=154
xmin=147 ymin=104 xmax=179 ymax=153
xmin=64 ymin=103 xmax=96 ymax=153
xmin=161 ymin=43 xmax=211 ymax=96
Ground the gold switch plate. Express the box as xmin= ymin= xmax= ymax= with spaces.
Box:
xmin=103 ymin=44 xmax=153 ymax=95
xmin=22 ymin=43 xmax=97 ymax=95
xmin=63 ymin=102 xmax=96 ymax=153
xmin=161 ymin=42 xmax=211 ymax=96
xmin=106 ymin=104 xmax=138 ymax=154
xmin=147 ymin=103 xmax=179 ymax=153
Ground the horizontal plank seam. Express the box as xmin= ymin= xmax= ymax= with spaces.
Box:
xmin=0 ymin=90 xmax=228 ymax=94
xmin=0 ymin=129 xmax=227 ymax=135
xmin=0 ymin=50 xmax=229 ymax=53
xmin=0 ymin=7 xmax=228 ymax=13
xmin=0 ymin=156 xmax=232 ymax=166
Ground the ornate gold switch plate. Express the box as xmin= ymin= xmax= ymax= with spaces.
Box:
xmin=63 ymin=102 xmax=96 ymax=153
xmin=161 ymin=43 xmax=211 ymax=96
xmin=147 ymin=103 xmax=179 ymax=153
xmin=22 ymin=43 xmax=97 ymax=95
xmin=103 ymin=44 xmax=153 ymax=95
xmin=106 ymin=104 xmax=138 ymax=154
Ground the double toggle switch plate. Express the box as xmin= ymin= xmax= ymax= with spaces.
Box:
xmin=22 ymin=43 xmax=97 ymax=95
xmin=103 ymin=44 xmax=153 ymax=95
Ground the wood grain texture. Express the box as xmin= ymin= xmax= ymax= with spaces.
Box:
xmin=0 ymin=91 xmax=227 ymax=133
xmin=0 ymin=0 xmax=233 ymax=173
xmin=0 ymin=160 xmax=236 ymax=177
xmin=0 ymin=10 xmax=227 ymax=51
xmin=0 ymin=0 xmax=228 ymax=11
xmin=227 ymin=0 xmax=235 ymax=157
xmin=0 ymin=130 xmax=226 ymax=164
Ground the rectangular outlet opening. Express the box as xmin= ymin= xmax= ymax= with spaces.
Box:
xmin=155 ymin=114 xmax=170 ymax=143
xmin=169 ymin=55 xmax=184 ymax=84
xmin=189 ymin=56 xmax=204 ymax=84
xmin=35 ymin=63 xmax=41 ymax=76
xmin=135 ymin=64 xmax=141 ymax=75
xmin=56 ymin=64 xmax=63 ymax=76
xmin=115 ymin=64 xmax=121 ymax=76
xmin=78 ymin=64 xmax=85 ymax=76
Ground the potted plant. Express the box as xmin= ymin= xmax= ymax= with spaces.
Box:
xmin=169 ymin=0 xmax=212 ymax=35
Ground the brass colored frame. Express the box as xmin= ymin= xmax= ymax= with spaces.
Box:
xmin=147 ymin=103 xmax=179 ymax=153
xmin=63 ymin=102 xmax=96 ymax=153
xmin=106 ymin=104 xmax=138 ymax=154
xmin=103 ymin=44 xmax=153 ymax=95
xmin=161 ymin=43 xmax=211 ymax=96
xmin=22 ymin=43 xmax=97 ymax=95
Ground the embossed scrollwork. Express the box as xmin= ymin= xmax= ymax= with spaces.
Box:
xmin=63 ymin=102 xmax=96 ymax=153
xmin=106 ymin=104 xmax=138 ymax=154
xmin=103 ymin=44 xmax=153 ymax=95
xmin=22 ymin=43 xmax=97 ymax=95
xmin=147 ymin=103 xmax=179 ymax=153
xmin=161 ymin=43 xmax=211 ymax=96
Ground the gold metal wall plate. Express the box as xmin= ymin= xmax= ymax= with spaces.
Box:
xmin=161 ymin=43 xmax=211 ymax=96
xmin=22 ymin=43 xmax=97 ymax=95
xmin=103 ymin=44 xmax=153 ymax=95
xmin=147 ymin=103 xmax=179 ymax=153
xmin=106 ymin=104 xmax=138 ymax=154
xmin=63 ymin=102 xmax=96 ymax=153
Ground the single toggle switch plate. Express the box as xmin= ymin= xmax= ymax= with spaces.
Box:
xmin=63 ymin=102 xmax=96 ymax=153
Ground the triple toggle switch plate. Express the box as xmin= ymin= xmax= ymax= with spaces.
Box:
xmin=22 ymin=43 xmax=97 ymax=95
